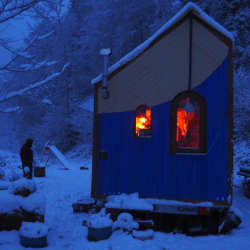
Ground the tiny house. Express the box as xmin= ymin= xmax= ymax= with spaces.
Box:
xmin=91 ymin=3 xmax=233 ymax=211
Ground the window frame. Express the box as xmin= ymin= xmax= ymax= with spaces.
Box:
xmin=170 ymin=91 xmax=207 ymax=154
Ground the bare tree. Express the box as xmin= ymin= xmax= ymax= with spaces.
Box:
xmin=0 ymin=0 xmax=69 ymax=105
xmin=0 ymin=0 xmax=41 ymax=23
xmin=0 ymin=0 xmax=42 ymax=74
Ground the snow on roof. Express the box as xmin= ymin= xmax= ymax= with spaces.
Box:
xmin=91 ymin=2 xmax=233 ymax=85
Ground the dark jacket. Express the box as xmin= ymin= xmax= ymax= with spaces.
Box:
xmin=20 ymin=139 xmax=33 ymax=167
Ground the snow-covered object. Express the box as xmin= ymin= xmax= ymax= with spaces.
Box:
xmin=113 ymin=213 xmax=139 ymax=232
xmin=132 ymin=229 xmax=154 ymax=241
xmin=8 ymin=178 xmax=37 ymax=197
xmin=0 ymin=190 xmax=45 ymax=215
xmin=41 ymin=98 xmax=53 ymax=105
xmin=106 ymin=193 xmax=153 ymax=211
xmin=146 ymin=198 xmax=214 ymax=207
xmin=20 ymin=192 xmax=46 ymax=215
xmin=87 ymin=209 xmax=113 ymax=229
xmin=91 ymin=1 xmax=233 ymax=85
xmin=88 ymin=216 xmax=113 ymax=229
xmin=19 ymin=222 xmax=48 ymax=238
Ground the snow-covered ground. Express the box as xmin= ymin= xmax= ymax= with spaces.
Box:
xmin=0 ymin=142 xmax=250 ymax=250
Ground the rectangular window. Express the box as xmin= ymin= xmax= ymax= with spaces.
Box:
xmin=135 ymin=105 xmax=152 ymax=137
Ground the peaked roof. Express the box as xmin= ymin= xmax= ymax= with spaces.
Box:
xmin=91 ymin=2 xmax=233 ymax=85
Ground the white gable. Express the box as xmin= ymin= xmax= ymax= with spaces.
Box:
xmin=91 ymin=2 xmax=233 ymax=85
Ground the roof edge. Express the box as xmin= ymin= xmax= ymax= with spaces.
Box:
xmin=91 ymin=1 xmax=234 ymax=85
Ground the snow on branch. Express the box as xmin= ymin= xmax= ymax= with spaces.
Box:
xmin=0 ymin=106 xmax=20 ymax=113
xmin=0 ymin=62 xmax=70 ymax=103
xmin=0 ymin=34 xmax=42 ymax=72
xmin=0 ymin=0 xmax=41 ymax=23
xmin=0 ymin=30 xmax=59 ymax=73
xmin=38 ymin=30 xmax=54 ymax=40
xmin=19 ymin=59 xmax=58 ymax=71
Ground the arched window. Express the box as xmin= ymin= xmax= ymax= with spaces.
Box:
xmin=170 ymin=91 xmax=206 ymax=153
xmin=135 ymin=105 xmax=152 ymax=138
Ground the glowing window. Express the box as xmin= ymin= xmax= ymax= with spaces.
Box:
xmin=135 ymin=105 xmax=152 ymax=137
xmin=171 ymin=91 xmax=206 ymax=153
xmin=176 ymin=97 xmax=200 ymax=149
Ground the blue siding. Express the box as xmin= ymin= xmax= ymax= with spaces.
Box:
xmin=95 ymin=58 xmax=229 ymax=202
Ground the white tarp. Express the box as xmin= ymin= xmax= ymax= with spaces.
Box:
xmin=48 ymin=145 xmax=71 ymax=169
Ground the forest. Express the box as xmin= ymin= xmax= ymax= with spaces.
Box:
xmin=0 ymin=0 xmax=249 ymax=154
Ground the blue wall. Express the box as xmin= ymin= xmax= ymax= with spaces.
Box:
xmin=94 ymin=58 xmax=229 ymax=202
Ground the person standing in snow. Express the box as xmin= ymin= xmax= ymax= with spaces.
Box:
xmin=20 ymin=138 xmax=34 ymax=179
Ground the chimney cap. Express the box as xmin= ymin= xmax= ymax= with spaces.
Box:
xmin=100 ymin=48 xmax=112 ymax=56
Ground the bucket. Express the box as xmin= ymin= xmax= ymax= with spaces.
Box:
xmin=34 ymin=167 xmax=46 ymax=177
xmin=87 ymin=226 xmax=112 ymax=241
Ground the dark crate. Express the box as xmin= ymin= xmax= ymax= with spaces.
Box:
xmin=34 ymin=167 xmax=46 ymax=177
xmin=72 ymin=198 xmax=96 ymax=213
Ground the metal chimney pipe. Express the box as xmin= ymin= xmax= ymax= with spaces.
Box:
xmin=100 ymin=48 xmax=112 ymax=99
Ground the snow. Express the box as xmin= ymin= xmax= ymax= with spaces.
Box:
xmin=38 ymin=31 xmax=55 ymax=41
xmin=79 ymin=95 xmax=94 ymax=112
xmin=0 ymin=189 xmax=45 ymax=214
xmin=19 ymin=222 xmax=48 ymax=238
xmin=0 ymin=191 xmax=20 ymax=213
xmin=91 ymin=1 xmax=234 ymax=85
xmin=113 ymin=213 xmax=139 ymax=232
xmin=15 ymin=51 xmax=33 ymax=59
xmin=20 ymin=60 xmax=58 ymax=70
xmin=0 ymin=143 xmax=250 ymax=249
xmin=0 ymin=0 xmax=40 ymax=23
xmin=46 ymin=60 xmax=57 ymax=66
xmin=8 ymin=178 xmax=37 ymax=195
xmin=18 ymin=192 xmax=46 ymax=214
xmin=0 ymin=180 xmax=8 ymax=190
xmin=88 ymin=211 xmax=113 ymax=229
xmin=145 ymin=198 xmax=215 ymax=208
xmin=41 ymin=98 xmax=53 ymax=105
xmin=0 ymin=106 xmax=20 ymax=113
xmin=132 ymin=229 xmax=154 ymax=240
xmin=106 ymin=193 xmax=153 ymax=211
xmin=48 ymin=145 xmax=71 ymax=169
xmin=0 ymin=63 xmax=70 ymax=103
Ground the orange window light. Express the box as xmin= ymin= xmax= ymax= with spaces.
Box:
xmin=135 ymin=106 xmax=152 ymax=137
xmin=176 ymin=97 xmax=200 ymax=148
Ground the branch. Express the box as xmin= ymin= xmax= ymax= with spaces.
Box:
xmin=0 ymin=106 xmax=20 ymax=113
xmin=0 ymin=62 xmax=70 ymax=103
xmin=0 ymin=0 xmax=41 ymax=23
xmin=0 ymin=34 xmax=39 ymax=72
